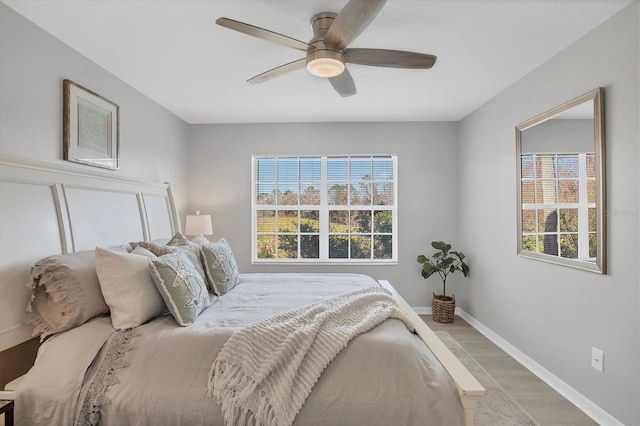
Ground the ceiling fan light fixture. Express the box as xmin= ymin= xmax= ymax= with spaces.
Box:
xmin=306 ymin=49 xmax=345 ymax=78
xmin=307 ymin=57 xmax=345 ymax=77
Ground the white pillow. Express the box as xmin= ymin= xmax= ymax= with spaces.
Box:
xmin=95 ymin=247 xmax=166 ymax=329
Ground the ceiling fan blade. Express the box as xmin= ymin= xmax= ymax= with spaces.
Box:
xmin=323 ymin=0 xmax=387 ymax=50
xmin=346 ymin=48 xmax=437 ymax=69
xmin=247 ymin=58 xmax=307 ymax=84
xmin=216 ymin=17 xmax=314 ymax=52
xmin=329 ymin=68 xmax=356 ymax=97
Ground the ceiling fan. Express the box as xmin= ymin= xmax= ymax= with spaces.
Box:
xmin=216 ymin=0 xmax=436 ymax=97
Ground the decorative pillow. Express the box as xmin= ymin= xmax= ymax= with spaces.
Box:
xmin=129 ymin=239 xmax=168 ymax=251
xmin=149 ymin=251 xmax=211 ymax=326
xmin=190 ymin=235 xmax=210 ymax=245
xmin=95 ymin=247 xmax=166 ymax=329
xmin=130 ymin=244 xmax=156 ymax=258
xmin=137 ymin=240 xmax=176 ymax=256
xmin=200 ymin=239 xmax=240 ymax=296
xmin=138 ymin=233 xmax=209 ymax=291
xmin=168 ymin=231 xmax=209 ymax=262
xmin=168 ymin=231 xmax=199 ymax=249
xmin=26 ymin=250 xmax=109 ymax=340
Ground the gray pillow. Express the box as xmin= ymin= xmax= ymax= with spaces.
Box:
xmin=149 ymin=251 xmax=211 ymax=326
xmin=138 ymin=232 xmax=209 ymax=290
xmin=26 ymin=250 xmax=109 ymax=340
xmin=200 ymin=239 xmax=240 ymax=296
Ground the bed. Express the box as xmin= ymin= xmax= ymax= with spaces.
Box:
xmin=0 ymin=155 xmax=485 ymax=426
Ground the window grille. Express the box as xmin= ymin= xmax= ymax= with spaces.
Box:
xmin=253 ymin=155 xmax=397 ymax=264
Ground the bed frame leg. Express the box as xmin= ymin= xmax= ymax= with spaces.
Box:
xmin=461 ymin=395 xmax=479 ymax=426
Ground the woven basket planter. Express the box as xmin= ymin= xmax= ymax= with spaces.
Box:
xmin=432 ymin=294 xmax=455 ymax=324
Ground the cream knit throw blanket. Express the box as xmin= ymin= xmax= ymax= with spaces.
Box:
xmin=207 ymin=286 xmax=414 ymax=426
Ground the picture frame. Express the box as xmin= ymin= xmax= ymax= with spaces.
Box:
xmin=63 ymin=79 xmax=119 ymax=170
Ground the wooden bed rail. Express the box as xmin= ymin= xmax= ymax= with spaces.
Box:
xmin=378 ymin=280 xmax=485 ymax=426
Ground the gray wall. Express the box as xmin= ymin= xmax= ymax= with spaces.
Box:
xmin=0 ymin=2 xmax=189 ymax=213
xmin=188 ymin=122 xmax=460 ymax=307
xmin=457 ymin=3 xmax=639 ymax=424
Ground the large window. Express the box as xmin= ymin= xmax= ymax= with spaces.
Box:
xmin=520 ymin=153 xmax=596 ymax=260
xmin=252 ymin=155 xmax=397 ymax=264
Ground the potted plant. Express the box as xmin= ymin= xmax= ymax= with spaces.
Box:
xmin=417 ymin=241 xmax=469 ymax=323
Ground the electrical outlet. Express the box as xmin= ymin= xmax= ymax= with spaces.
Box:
xmin=591 ymin=347 xmax=604 ymax=373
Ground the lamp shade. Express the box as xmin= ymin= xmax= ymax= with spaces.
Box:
xmin=185 ymin=212 xmax=213 ymax=236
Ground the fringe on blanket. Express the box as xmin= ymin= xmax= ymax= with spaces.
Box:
xmin=209 ymin=361 xmax=281 ymax=426
xmin=207 ymin=286 xmax=414 ymax=426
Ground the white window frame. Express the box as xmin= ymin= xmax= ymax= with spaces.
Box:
xmin=252 ymin=155 xmax=398 ymax=265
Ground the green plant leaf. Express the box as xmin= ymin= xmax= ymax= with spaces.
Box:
xmin=439 ymin=257 xmax=454 ymax=269
xmin=452 ymin=250 xmax=465 ymax=261
xmin=461 ymin=262 xmax=470 ymax=277
xmin=421 ymin=263 xmax=438 ymax=279
xmin=431 ymin=241 xmax=451 ymax=253
xmin=418 ymin=241 xmax=470 ymax=282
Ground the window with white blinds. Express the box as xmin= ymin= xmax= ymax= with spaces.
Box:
xmin=252 ymin=155 xmax=397 ymax=264
xmin=520 ymin=153 xmax=596 ymax=260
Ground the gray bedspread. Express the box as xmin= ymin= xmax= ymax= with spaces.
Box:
xmin=15 ymin=273 xmax=464 ymax=426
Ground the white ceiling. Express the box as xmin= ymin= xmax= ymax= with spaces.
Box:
xmin=2 ymin=0 xmax=631 ymax=124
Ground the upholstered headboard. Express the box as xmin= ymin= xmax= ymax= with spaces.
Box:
xmin=0 ymin=155 xmax=180 ymax=353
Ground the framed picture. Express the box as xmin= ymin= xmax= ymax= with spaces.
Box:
xmin=63 ymin=79 xmax=119 ymax=170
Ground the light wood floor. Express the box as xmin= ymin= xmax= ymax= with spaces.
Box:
xmin=420 ymin=315 xmax=597 ymax=426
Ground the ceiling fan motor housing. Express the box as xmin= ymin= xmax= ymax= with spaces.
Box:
xmin=306 ymin=12 xmax=346 ymax=77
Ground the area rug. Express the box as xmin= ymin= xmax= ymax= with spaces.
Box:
xmin=435 ymin=331 xmax=538 ymax=426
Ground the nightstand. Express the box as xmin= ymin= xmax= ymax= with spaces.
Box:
xmin=0 ymin=399 xmax=13 ymax=426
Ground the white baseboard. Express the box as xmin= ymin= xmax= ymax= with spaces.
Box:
xmin=455 ymin=308 xmax=623 ymax=426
